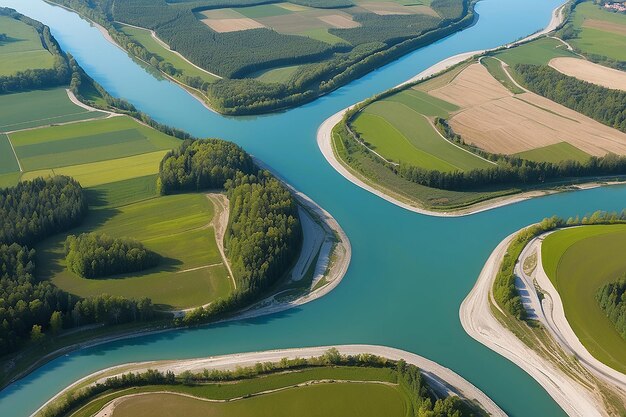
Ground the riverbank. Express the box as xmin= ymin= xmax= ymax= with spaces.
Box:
xmin=460 ymin=226 xmax=626 ymax=416
xmin=316 ymin=1 xmax=583 ymax=217
xmin=522 ymin=233 xmax=626 ymax=388
xmin=31 ymin=344 xmax=505 ymax=417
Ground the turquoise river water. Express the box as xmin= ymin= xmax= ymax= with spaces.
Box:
xmin=1 ymin=0 xmax=625 ymax=415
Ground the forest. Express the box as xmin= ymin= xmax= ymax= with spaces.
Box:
xmin=0 ymin=8 xmax=70 ymax=94
xmin=515 ymin=64 xmax=626 ymax=133
xmin=597 ymin=277 xmax=626 ymax=340
xmin=0 ymin=177 xmax=157 ymax=355
xmin=39 ymin=349 xmax=483 ymax=417
xmin=65 ymin=233 xmax=160 ymax=278
xmin=158 ymin=139 xmax=254 ymax=193
xmin=52 ymin=0 xmax=473 ymax=114
xmin=0 ymin=176 xmax=87 ymax=247
xmin=158 ymin=140 xmax=301 ymax=325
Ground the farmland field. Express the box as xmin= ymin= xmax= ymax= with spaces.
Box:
xmin=494 ymin=37 xmax=576 ymax=66
xmin=0 ymin=15 xmax=55 ymax=76
xmin=542 ymin=225 xmax=626 ymax=373
xmin=117 ymin=24 xmax=219 ymax=85
xmin=0 ymin=88 xmax=105 ymax=132
xmin=252 ymin=64 xmax=302 ymax=83
xmin=514 ymin=142 xmax=590 ymax=164
xmin=0 ymin=134 xmax=20 ymax=174
xmin=351 ymin=91 xmax=491 ymax=172
xmin=480 ymin=56 xmax=524 ymax=94
xmin=38 ymin=193 xmax=233 ymax=310
xmin=70 ymin=366 xmax=403 ymax=417
xmin=10 ymin=116 xmax=179 ymax=171
xmin=548 ymin=57 xmax=626 ymax=91
xmin=110 ymin=383 xmax=406 ymax=417
xmin=569 ymin=1 xmax=626 ymax=62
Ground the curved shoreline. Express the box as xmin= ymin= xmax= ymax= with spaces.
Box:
xmin=31 ymin=345 xmax=505 ymax=417
xmin=316 ymin=2 xmax=589 ymax=218
xmin=460 ymin=227 xmax=626 ymax=416
xmin=521 ymin=233 xmax=626 ymax=390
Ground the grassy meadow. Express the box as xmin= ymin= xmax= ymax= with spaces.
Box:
xmin=515 ymin=142 xmax=590 ymax=164
xmin=38 ymin=193 xmax=233 ymax=310
xmin=351 ymin=90 xmax=492 ymax=172
xmin=569 ymin=1 xmax=626 ymax=62
xmin=542 ymin=225 xmax=626 ymax=373
xmin=494 ymin=37 xmax=577 ymax=66
xmin=480 ymin=56 xmax=524 ymax=94
xmin=0 ymin=88 xmax=105 ymax=132
xmin=70 ymin=367 xmax=406 ymax=417
xmin=117 ymin=24 xmax=219 ymax=85
xmin=0 ymin=15 xmax=55 ymax=76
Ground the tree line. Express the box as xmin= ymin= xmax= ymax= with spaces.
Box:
xmin=0 ymin=178 xmax=156 ymax=355
xmin=515 ymin=64 xmax=626 ymax=133
xmin=158 ymin=140 xmax=301 ymax=325
xmin=0 ymin=176 xmax=87 ymax=247
xmin=39 ymin=348 xmax=484 ymax=417
xmin=65 ymin=233 xmax=160 ymax=278
xmin=597 ymin=277 xmax=626 ymax=340
xmin=0 ymin=8 xmax=71 ymax=94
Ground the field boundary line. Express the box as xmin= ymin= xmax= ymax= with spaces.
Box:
xmin=5 ymin=134 xmax=23 ymax=172
xmin=176 ymin=263 xmax=223 ymax=274
xmin=425 ymin=116 xmax=497 ymax=166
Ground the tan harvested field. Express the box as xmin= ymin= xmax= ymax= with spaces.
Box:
xmin=549 ymin=57 xmax=626 ymax=91
xmin=277 ymin=2 xmax=309 ymax=11
xmin=583 ymin=18 xmax=626 ymax=36
xmin=429 ymin=63 xmax=626 ymax=155
xmin=318 ymin=14 xmax=360 ymax=28
xmin=358 ymin=2 xmax=438 ymax=16
xmin=201 ymin=17 xmax=265 ymax=32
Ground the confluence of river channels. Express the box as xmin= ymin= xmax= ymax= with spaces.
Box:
xmin=1 ymin=0 xmax=624 ymax=416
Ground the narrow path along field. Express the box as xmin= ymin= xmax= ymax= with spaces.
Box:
xmin=460 ymin=228 xmax=626 ymax=417
xmin=38 ymin=345 xmax=505 ymax=417
xmin=549 ymin=57 xmax=626 ymax=91
xmin=516 ymin=233 xmax=626 ymax=389
xmin=206 ymin=193 xmax=236 ymax=289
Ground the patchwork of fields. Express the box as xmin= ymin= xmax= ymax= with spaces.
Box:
xmin=0 ymin=15 xmax=55 ymax=76
xmin=569 ymin=1 xmax=626 ymax=62
xmin=542 ymin=225 xmax=626 ymax=373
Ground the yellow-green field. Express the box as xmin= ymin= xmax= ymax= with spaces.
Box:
xmin=38 ymin=193 xmax=233 ymax=310
xmin=10 ymin=116 xmax=179 ymax=171
xmin=542 ymin=225 xmax=626 ymax=373
xmin=0 ymin=16 xmax=55 ymax=76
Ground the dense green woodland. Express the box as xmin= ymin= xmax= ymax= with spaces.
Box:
xmin=158 ymin=140 xmax=301 ymax=325
xmin=515 ymin=64 xmax=626 ymax=133
xmin=40 ymin=350 xmax=484 ymax=417
xmin=51 ymin=0 xmax=472 ymax=114
xmin=0 ymin=178 xmax=155 ymax=355
xmin=65 ymin=233 xmax=160 ymax=278
xmin=0 ymin=177 xmax=86 ymax=247
xmin=597 ymin=277 xmax=626 ymax=340
xmin=0 ymin=8 xmax=70 ymax=93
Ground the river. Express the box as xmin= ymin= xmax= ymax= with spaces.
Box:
xmin=1 ymin=0 xmax=625 ymax=415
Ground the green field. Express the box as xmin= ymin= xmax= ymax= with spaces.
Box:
xmin=352 ymin=95 xmax=492 ymax=172
xmin=0 ymin=16 xmax=55 ymax=76
xmin=118 ymin=24 xmax=219 ymax=85
xmin=515 ymin=142 xmax=591 ymax=164
xmin=85 ymin=175 xmax=158 ymax=209
xmin=237 ymin=3 xmax=293 ymax=18
xmin=0 ymin=134 xmax=20 ymax=174
xmin=542 ymin=225 xmax=626 ymax=373
xmin=0 ymin=88 xmax=105 ymax=132
xmin=39 ymin=193 xmax=233 ymax=310
xmin=480 ymin=56 xmax=524 ymax=94
xmin=253 ymin=64 xmax=301 ymax=83
xmin=495 ymin=37 xmax=577 ymax=66
xmin=569 ymin=1 xmax=626 ymax=62
xmin=71 ymin=367 xmax=405 ymax=417
xmin=10 ymin=116 xmax=179 ymax=171
xmin=296 ymin=28 xmax=346 ymax=45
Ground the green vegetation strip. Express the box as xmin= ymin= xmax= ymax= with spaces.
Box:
xmin=542 ymin=225 xmax=626 ymax=373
